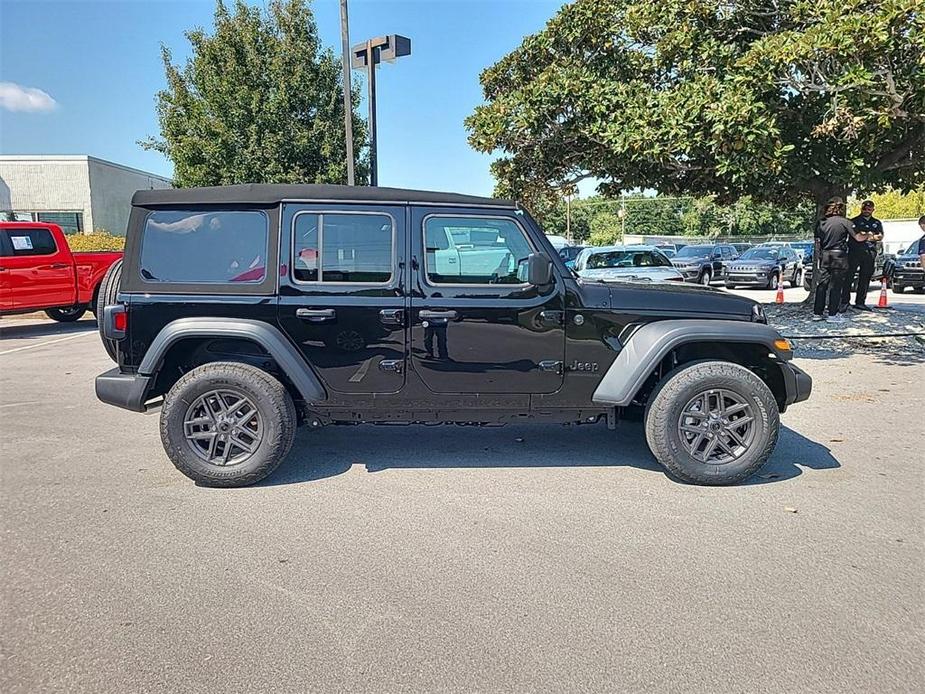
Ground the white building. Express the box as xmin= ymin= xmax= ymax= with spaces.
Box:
xmin=0 ymin=155 xmax=172 ymax=235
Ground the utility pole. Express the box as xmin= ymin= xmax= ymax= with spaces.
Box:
xmin=565 ymin=193 xmax=572 ymax=244
xmin=339 ymin=0 xmax=355 ymax=186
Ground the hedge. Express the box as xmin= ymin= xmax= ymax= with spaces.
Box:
xmin=67 ymin=232 xmax=125 ymax=252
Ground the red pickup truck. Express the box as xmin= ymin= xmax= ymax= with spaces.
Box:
xmin=0 ymin=222 xmax=122 ymax=322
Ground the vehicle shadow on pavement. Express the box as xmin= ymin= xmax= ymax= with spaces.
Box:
xmin=742 ymin=426 xmax=841 ymax=484
xmin=0 ymin=318 xmax=97 ymax=340
xmin=260 ymin=422 xmax=839 ymax=487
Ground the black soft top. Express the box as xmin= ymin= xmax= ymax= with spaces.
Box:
xmin=132 ymin=183 xmax=515 ymax=209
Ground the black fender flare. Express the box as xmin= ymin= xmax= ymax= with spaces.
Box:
xmin=139 ymin=318 xmax=326 ymax=403
xmin=592 ymin=319 xmax=791 ymax=407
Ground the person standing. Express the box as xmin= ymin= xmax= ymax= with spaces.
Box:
xmin=842 ymin=200 xmax=883 ymax=311
xmin=813 ymin=197 xmax=852 ymax=323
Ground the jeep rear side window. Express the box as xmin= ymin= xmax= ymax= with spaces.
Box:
xmin=140 ymin=210 xmax=268 ymax=284
xmin=293 ymin=212 xmax=393 ymax=284
xmin=424 ymin=216 xmax=533 ymax=285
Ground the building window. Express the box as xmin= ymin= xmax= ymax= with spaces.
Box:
xmin=33 ymin=212 xmax=83 ymax=234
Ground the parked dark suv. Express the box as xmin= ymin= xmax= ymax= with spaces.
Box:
xmin=724 ymin=245 xmax=802 ymax=290
xmin=95 ymin=185 xmax=810 ymax=487
xmin=891 ymin=238 xmax=925 ymax=294
xmin=670 ymin=244 xmax=738 ymax=285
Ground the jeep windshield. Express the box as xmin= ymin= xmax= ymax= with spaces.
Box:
xmin=674 ymin=245 xmax=712 ymax=258
xmin=738 ymin=248 xmax=779 ymax=261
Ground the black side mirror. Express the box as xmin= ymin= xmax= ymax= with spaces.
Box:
xmin=527 ymin=253 xmax=554 ymax=286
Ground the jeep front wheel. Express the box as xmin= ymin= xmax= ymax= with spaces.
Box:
xmin=160 ymin=362 xmax=296 ymax=487
xmin=644 ymin=361 xmax=779 ymax=485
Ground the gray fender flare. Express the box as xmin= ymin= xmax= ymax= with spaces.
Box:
xmin=139 ymin=317 xmax=326 ymax=403
xmin=592 ymin=319 xmax=790 ymax=407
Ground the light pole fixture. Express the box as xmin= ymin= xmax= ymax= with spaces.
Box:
xmin=352 ymin=34 xmax=411 ymax=187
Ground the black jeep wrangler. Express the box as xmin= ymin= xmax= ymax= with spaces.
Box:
xmin=95 ymin=185 xmax=811 ymax=487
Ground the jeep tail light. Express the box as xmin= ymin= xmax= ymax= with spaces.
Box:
xmin=104 ymin=305 xmax=127 ymax=340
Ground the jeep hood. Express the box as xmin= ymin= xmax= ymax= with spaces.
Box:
xmin=601 ymin=280 xmax=757 ymax=317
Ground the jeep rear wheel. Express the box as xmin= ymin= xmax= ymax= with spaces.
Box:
xmin=644 ymin=360 xmax=779 ymax=485
xmin=160 ymin=362 xmax=296 ymax=487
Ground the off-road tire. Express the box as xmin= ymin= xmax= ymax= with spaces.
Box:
xmin=45 ymin=306 xmax=86 ymax=322
xmin=644 ymin=360 xmax=779 ymax=485
xmin=700 ymin=269 xmax=712 ymax=285
xmin=96 ymin=259 xmax=122 ymax=362
xmin=160 ymin=362 xmax=297 ymax=487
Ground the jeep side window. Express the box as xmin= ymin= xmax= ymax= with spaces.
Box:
xmin=140 ymin=210 xmax=268 ymax=283
xmin=293 ymin=212 xmax=394 ymax=284
xmin=424 ymin=216 xmax=532 ymax=285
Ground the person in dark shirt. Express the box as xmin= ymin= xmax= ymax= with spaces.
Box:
xmin=842 ymin=200 xmax=883 ymax=311
xmin=813 ymin=197 xmax=852 ymax=322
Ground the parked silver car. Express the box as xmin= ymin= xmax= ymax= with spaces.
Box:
xmin=574 ymin=245 xmax=685 ymax=283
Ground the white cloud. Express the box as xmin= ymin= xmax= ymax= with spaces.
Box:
xmin=0 ymin=82 xmax=58 ymax=113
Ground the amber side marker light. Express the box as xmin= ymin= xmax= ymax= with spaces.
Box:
xmin=774 ymin=339 xmax=792 ymax=352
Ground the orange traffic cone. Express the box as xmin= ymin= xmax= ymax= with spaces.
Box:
xmin=878 ymin=277 xmax=888 ymax=308
xmin=775 ymin=279 xmax=785 ymax=304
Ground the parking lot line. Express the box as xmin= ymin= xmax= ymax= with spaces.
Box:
xmin=0 ymin=330 xmax=96 ymax=356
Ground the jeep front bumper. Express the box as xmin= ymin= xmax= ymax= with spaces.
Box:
xmin=780 ymin=361 xmax=812 ymax=411
xmin=96 ymin=368 xmax=152 ymax=413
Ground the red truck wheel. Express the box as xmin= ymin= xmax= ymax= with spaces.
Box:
xmin=45 ymin=306 xmax=87 ymax=322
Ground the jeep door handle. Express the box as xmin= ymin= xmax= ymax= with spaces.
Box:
xmin=296 ymin=308 xmax=336 ymax=322
xmin=379 ymin=308 xmax=404 ymax=326
xmin=419 ymin=310 xmax=458 ymax=320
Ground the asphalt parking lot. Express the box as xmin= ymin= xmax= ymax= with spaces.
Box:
xmin=1 ymin=314 xmax=923 ymax=693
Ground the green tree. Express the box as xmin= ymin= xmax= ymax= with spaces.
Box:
xmin=848 ymin=188 xmax=925 ymax=218
xmin=141 ymin=0 xmax=367 ymax=186
xmin=466 ymin=0 xmax=925 ymax=213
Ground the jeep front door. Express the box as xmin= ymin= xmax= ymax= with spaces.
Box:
xmin=278 ymin=204 xmax=407 ymax=395
xmin=410 ymin=209 xmax=565 ymax=394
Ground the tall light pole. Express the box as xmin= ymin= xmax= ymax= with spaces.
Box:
xmin=339 ymin=1 xmax=355 ymax=186
xmin=352 ymin=34 xmax=411 ymax=186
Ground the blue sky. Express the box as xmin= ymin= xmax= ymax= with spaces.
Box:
xmin=0 ymin=0 xmax=567 ymax=196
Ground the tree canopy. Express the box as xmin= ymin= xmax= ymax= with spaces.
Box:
xmin=142 ymin=0 xmax=367 ymax=187
xmin=466 ymin=0 xmax=925 ymax=212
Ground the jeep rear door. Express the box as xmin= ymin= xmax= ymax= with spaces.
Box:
xmin=277 ymin=204 xmax=407 ymax=395
xmin=410 ymin=207 xmax=566 ymax=394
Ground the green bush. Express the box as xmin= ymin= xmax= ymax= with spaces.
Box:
xmin=67 ymin=232 xmax=125 ymax=252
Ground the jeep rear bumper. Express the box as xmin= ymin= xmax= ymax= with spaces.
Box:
xmin=95 ymin=368 xmax=152 ymax=413
xmin=780 ymin=361 xmax=812 ymax=411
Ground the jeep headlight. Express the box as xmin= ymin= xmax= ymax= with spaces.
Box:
xmin=751 ymin=304 xmax=767 ymax=324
